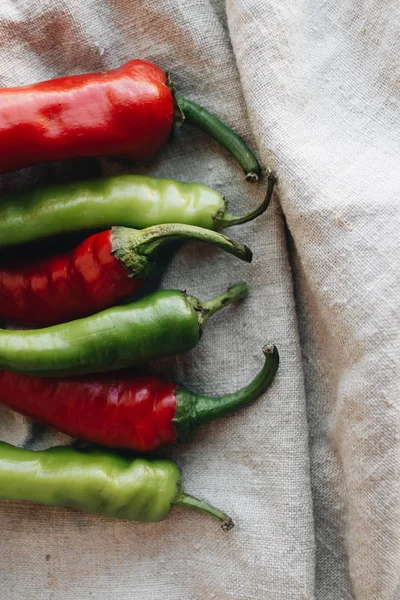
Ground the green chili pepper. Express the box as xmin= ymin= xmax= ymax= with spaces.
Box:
xmin=0 ymin=442 xmax=233 ymax=529
xmin=0 ymin=171 xmax=276 ymax=248
xmin=0 ymin=282 xmax=248 ymax=377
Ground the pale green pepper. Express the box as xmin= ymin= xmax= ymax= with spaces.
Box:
xmin=0 ymin=442 xmax=233 ymax=529
xmin=0 ymin=171 xmax=276 ymax=248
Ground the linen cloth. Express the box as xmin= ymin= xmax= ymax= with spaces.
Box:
xmin=0 ymin=1 xmax=399 ymax=598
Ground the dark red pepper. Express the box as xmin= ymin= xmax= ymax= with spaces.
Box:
xmin=0 ymin=345 xmax=279 ymax=451
xmin=0 ymin=223 xmax=251 ymax=325
xmin=0 ymin=60 xmax=261 ymax=180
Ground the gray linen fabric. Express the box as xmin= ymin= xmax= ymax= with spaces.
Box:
xmin=0 ymin=1 xmax=398 ymax=599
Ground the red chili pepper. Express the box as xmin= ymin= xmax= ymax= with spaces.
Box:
xmin=0 ymin=224 xmax=251 ymax=326
xmin=0 ymin=60 xmax=261 ymax=180
xmin=0 ymin=345 xmax=279 ymax=451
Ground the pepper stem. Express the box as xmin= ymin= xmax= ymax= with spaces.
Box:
xmin=173 ymin=344 xmax=279 ymax=441
xmin=215 ymin=169 xmax=277 ymax=229
xmin=193 ymin=344 xmax=279 ymax=426
xmin=177 ymin=96 xmax=262 ymax=182
xmin=111 ymin=225 xmax=252 ymax=278
xmin=174 ymin=491 xmax=234 ymax=531
xmin=188 ymin=282 xmax=248 ymax=332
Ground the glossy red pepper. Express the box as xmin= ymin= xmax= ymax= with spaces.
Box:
xmin=0 ymin=345 xmax=279 ymax=451
xmin=0 ymin=60 xmax=261 ymax=180
xmin=0 ymin=223 xmax=251 ymax=325
xmin=0 ymin=60 xmax=172 ymax=173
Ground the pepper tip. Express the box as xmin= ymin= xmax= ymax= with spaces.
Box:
xmin=262 ymin=343 xmax=276 ymax=355
xmin=245 ymin=172 xmax=260 ymax=183
xmin=243 ymin=244 xmax=253 ymax=263
xmin=221 ymin=517 xmax=234 ymax=532
xmin=266 ymin=168 xmax=278 ymax=184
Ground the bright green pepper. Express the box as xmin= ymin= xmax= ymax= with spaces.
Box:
xmin=0 ymin=171 xmax=276 ymax=248
xmin=0 ymin=283 xmax=248 ymax=377
xmin=0 ymin=442 xmax=233 ymax=529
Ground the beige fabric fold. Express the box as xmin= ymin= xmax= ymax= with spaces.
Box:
xmin=0 ymin=1 xmax=398 ymax=598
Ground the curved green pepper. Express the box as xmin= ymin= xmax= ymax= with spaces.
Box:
xmin=0 ymin=283 xmax=248 ymax=377
xmin=0 ymin=171 xmax=276 ymax=248
xmin=0 ymin=442 xmax=233 ymax=529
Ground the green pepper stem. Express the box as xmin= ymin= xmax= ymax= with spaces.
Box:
xmin=215 ymin=169 xmax=277 ymax=229
xmin=134 ymin=224 xmax=252 ymax=262
xmin=173 ymin=344 xmax=279 ymax=441
xmin=188 ymin=282 xmax=248 ymax=332
xmin=174 ymin=491 xmax=234 ymax=531
xmin=177 ymin=96 xmax=262 ymax=182
xmin=192 ymin=344 xmax=279 ymax=426
xmin=111 ymin=225 xmax=252 ymax=278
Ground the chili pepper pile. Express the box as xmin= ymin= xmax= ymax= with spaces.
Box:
xmin=0 ymin=59 xmax=279 ymax=531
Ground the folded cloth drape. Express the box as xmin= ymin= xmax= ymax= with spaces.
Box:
xmin=0 ymin=1 xmax=398 ymax=598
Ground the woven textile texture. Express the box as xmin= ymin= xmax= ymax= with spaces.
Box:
xmin=0 ymin=1 xmax=398 ymax=598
